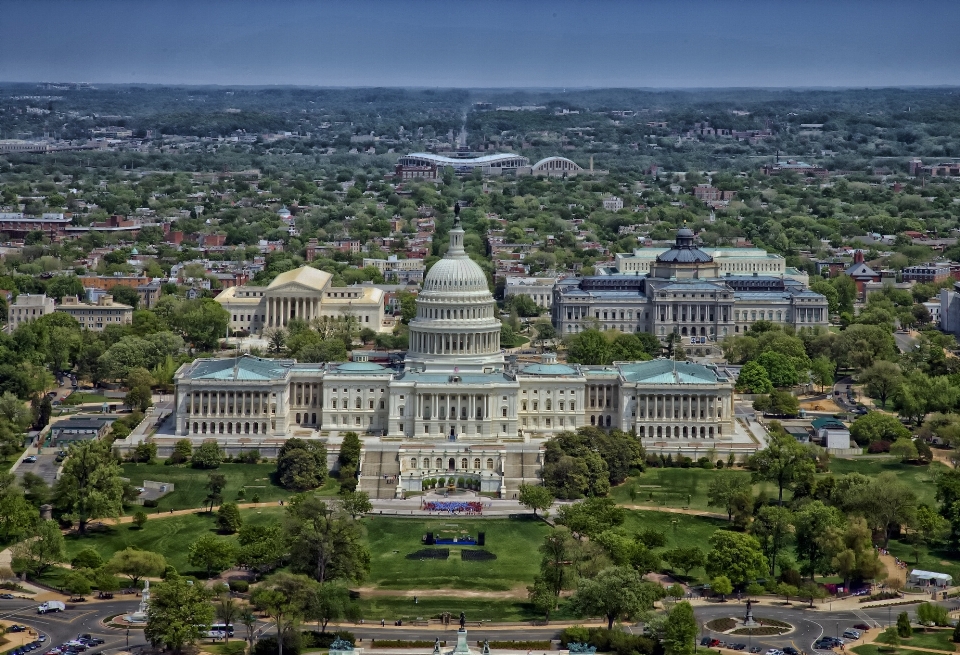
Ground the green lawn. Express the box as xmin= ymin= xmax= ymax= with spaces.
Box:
xmin=612 ymin=467 xmax=782 ymax=511
xmin=119 ymin=462 xmax=337 ymax=512
xmin=63 ymin=392 xmax=112 ymax=405
xmin=826 ymin=458 xmax=946 ymax=507
xmin=352 ymin=595 xmax=577 ymax=623
xmin=877 ymin=629 xmax=957 ymax=652
xmin=62 ymin=507 xmax=285 ymax=576
xmin=364 ymin=517 xmax=551 ymax=592
xmin=852 ymin=646 xmax=932 ymax=655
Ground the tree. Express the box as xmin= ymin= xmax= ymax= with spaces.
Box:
xmin=775 ymin=582 xmax=798 ymax=604
xmin=193 ymin=440 xmax=224 ymax=469
xmin=707 ymin=473 xmax=752 ymax=523
xmin=251 ymin=573 xmax=318 ymax=655
xmin=169 ymin=438 xmax=192 ymax=464
xmin=0 ymin=391 xmax=32 ymax=430
xmin=706 ymin=531 xmax=767 ymax=586
xmin=890 ymin=438 xmax=919 ymax=462
xmin=849 ymin=412 xmax=911 ymax=446
xmin=663 ymin=601 xmax=697 ymax=655
xmin=0 ymin=474 xmax=39 ymax=541
xmin=571 ymin=566 xmax=663 ymax=630
xmin=528 ymin=577 xmax=555 ymax=621
xmin=338 ymin=490 xmax=372 ymax=519
xmin=532 ymin=320 xmax=557 ymax=353
xmin=237 ymin=524 xmax=286 ymax=578
xmin=188 ymin=534 xmax=237 ymax=578
xmin=124 ymin=367 xmax=154 ymax=412
xmin=710 ymin=575 xmax=733 ymax=600
xmin=71 ymin=547 xmax=103 ymax=570
xmin=145 ymin=572 xmax=214 ymax=654
xmin=518 ymin=483 xmax=554 ymax=517
xmin=53 ymin=439 xmax=125 ymax=534
xmin=810 ymin=357 xmax=835 ymax=393
xmin=285 ymin=494 xmax=371 ymax=584
xmin=108 ymin=548 xmax=166 ymax=586
xmin=174 ymin=298 xmax=230 ymax=350
xmin=215 ymin=590 xmax=241 ymax=643
xmin=555 ymin=497 xmax=625 ymax=540
xmin=750 ymin=430 xmax=814 ymax=505
xmin=205 ymin=472 xmax=228 ymax=512
xmin=756 ymin=351 xmax=800 ymax=388
xmin=217 ymin=502 xmax=243 ymax=534
xmin=662 ymin=546 xmax=705 ymax=577
xmin=735 ymin=361 xmax=773 ymax=393
xmin=307 ymin=582 xmax=351 ymax=632
xmin=111 ymin=285 xmax=141 ymax=309
xmin=11 ymin=519 xmax=65 ymax=576
xmin=539 ymin=529 xmax=572 ymax=599
xmin=883 ymin=626 xmax=901 ymax=648
xmin=63 ymin=570 xmax=92 ymax=599
xmin=897 ymin=612 xmax=913 ymax=638
xmin=751 ymin=505 xmax=794 ymax=577
xmin=133 ymin=510 xmax=148 ymax=529
xmin=566 ymin=329 xmax=611 ymax=366
xmin=337 ymin=432 xmax=361 ymax=493
xmin=861 ymin=361 xmax=903 ymax=409
xmin=794 ymin=500 xmax=845 ymax=579
xmin=276 ymin=438 xmax=328 ymax=491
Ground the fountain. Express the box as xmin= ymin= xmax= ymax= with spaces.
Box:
xmin=124 ymin=579 xmax=150 ymax=625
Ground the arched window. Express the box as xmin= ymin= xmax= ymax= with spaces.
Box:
xmin=486 ymin=458 xmax=494 ymax=470
xmin=410 ymin=458 xmax=418 ymax=469
xmin=435 ymin=458 xmax=443 ymax=469
xmin=423 ymin=458 xmax=430 ymax=469
xmin=473 ymin=458 xmax=481 ymax=469
xmin=590 ymin=415 xmax=596 ymax=425
xmin=461 ymin=458 xmax=468 ymax=469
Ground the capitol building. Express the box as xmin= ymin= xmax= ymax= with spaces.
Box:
xmin=169 ymin=217 xmax=749 ymax=498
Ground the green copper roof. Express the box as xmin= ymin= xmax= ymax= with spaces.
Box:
xmin=519 ymin=363 xmax=578 ymax=376
xmin=334 ymin=362 xmax=389 ymax=373
xmin=187 ymin=356 xmax=293 ymax=381
xmin=617 ymin=360 xmax=718 ymax=384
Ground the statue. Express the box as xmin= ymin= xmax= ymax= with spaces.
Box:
xmin=330 ymin=638 xmax=354 ymax=652
xmin=743 ymin=599 xmax=756 ymax=627
xmin=482 ymin=641 xmax=490 ymax=655
xmin=459 ymin=611 xmax=466 ymax=630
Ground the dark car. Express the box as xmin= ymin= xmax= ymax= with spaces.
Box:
xmin=853 ymin=624 xmax=871 ymax=631
xmin=733 ymin=644 xmax=747 ymax=651
xmin=10 ymin=625 xmax=28 ymax=632
xmin=784 ymin=648 xmax=800 ymax=655
xmin=701 ymin=638 xmax=712 ymax=647
xmin=750 ymin=649 xmax=762 ymax=654
xmin=0 ymin=593 xmax=15 ymax=599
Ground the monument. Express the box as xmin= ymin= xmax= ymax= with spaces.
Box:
xmin=124 ymin=579 xmax=150 ymax=625
xmin=742 ymin=599 xmax=757 ymax=628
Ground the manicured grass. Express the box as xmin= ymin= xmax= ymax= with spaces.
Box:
xmin=877 ymin=629 xmax=957 ymax=652
xmin=364 ymin=516 xmax=551 ymax=592
xmin=120 ymin=462 xmax=337 ymax=511
xmin=826 ymin=458 xmax=946 ymax=508
xmin=623 ymin=509 xmax=730 ymax=573
xmin=612 ymin=467 xmax=782 ymax=511
xmin=851 ymin=646 xmax=931 ymax=655
xmin=63 ymin=392 xmax=112 ymax=405
xmin=62 ymin=507 xmax=285 ymax=576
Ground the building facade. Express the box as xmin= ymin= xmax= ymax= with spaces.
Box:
xmin=7 ymin=293 xmax=55 ymax=331
xmin=504 ymin=276 xmax=559 ymax=309
xmin=56 ymin=295 xmax=134 ymax=331
xmin=170 ymin=218 xmax=744 ymax=498
xmin=215 ymin=266 xmax=389 ymax=335
xmin=554 ymin=229 xmax=829 ymax=355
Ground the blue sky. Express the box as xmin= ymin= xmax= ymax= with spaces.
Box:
xmin=2 ymin=0 xmax=959 ymax=87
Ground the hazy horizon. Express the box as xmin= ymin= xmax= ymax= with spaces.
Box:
xmin=2 ymin=0 xmax=959 ymax=88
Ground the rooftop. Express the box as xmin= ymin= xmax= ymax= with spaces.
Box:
xmin=184 ymin=355 xmax=294 ymax=381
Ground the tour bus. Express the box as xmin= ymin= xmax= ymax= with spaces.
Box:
xmin=206 ymin=624 xmax=235 ymax=638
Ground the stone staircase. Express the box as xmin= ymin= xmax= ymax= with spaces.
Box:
xmin=358 ymin=446 xmax=401 ymax=499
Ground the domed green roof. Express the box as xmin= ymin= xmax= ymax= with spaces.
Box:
xmin=336 ymin=361 xmax=386 ymax=372
xmin=520 ymin=363 xmax=577 ymax=376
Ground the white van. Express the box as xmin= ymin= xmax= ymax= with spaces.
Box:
xmin=38 ymin=601 xmax=65 ymax=613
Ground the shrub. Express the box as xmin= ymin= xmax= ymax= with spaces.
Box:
xmin=559 ymin=627 xmax=656 ymax=655
xmin=254 ymin=633 xmax=301 ymax=655
xmin=142 ymin=499 xmax=158 ymax=508
xmin=867 ymin=440 xmax=892 ymax=453
xmin=457 ymin=477 xmax=465 ymax=487
xmin=220 ymin=643 xmax=247 ymax=655
xmin=487 ymin=643 xmax=551 ymax=650
xmin=302 ymin=631 xmax=355 ymax=649
xmin=228 ymin=579 xmax=250 ymax=593
xmin=371 ymin=641 xmax=436 ymax=649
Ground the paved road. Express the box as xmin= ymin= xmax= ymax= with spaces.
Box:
xmin=894 ymin=331 xmax=918 ymax=354
xmin=4 ymin=594 xmax=959 ymax=655
xmin=14 ymin=452 xmax=61 ymax=485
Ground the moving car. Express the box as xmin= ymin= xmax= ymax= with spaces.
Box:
xmin=23 ymin=455 xmax=37 ymax=463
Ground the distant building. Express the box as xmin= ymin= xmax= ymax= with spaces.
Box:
xmin=56 ymin=295 xmax=134 ymax=331
xmin=812 ymin=417 xmax=851 ymax=450
xmin=0 ymin=213 xmax=72 ymax=239
xmin=504 ymin=276 xmax=559 ymax=309
xmin=902 ymin=263 xmax=951 ymax=284
xmin=362 ymin=256 xmax=425 ymax=284
xmin=48 ymin=415 xmax=114 ymax=447
xmin=396 ymin=152 xmax=529 ymax=178
xmin=7 ymin=293 xmax=55 ymax=331
xmin=844 ymin=251 xmax=881 ymax=298
xmin=602 ymin=196 xmax=624 ymax=211
xmin=761 ymin=160 xmax=828 ymax=178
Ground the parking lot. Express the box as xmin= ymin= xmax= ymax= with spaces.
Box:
xmin=15 ymin=452 xmax=62 ymax=485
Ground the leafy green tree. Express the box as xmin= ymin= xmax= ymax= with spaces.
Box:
xmin=707 ymin=473 xmax=752 ymax=524
xmin=11 ymin=519 xmax=65 ymax=576
xmin=133 ymin=510 xmax=148 ymax=529
xmin=63 ymin=570 xmax=92 ymax=598
xmin=794 ymin=500 xmax=845 ymax=579
xmin=735 ymin=361 xmax=773 ymax=393
xmin=662 ymin=546 xmax=705 ymax=577
xmin=145 ymin=572 xmax=214 ymax=654
xmin=108 ymin=547 xmax=166 ymax=586
xmin=285 ymin=494 xmax=370 ymax=584
xmin=528 ymin=577 xmax=555 ymax=621
xmin=518 ymin=483 xmax=554 ymax=517
xmin=251 ymin=573 xmax=317 ymax=655
xmin=566 ymin=329 xmax=610 ymax=366
xmin=71 ymin=547 xmax=103 ymax=570
xmin=276 ymin=438 xmax=328 ymax=491
xmin=710 ymin=575 xmax=733 ymax=600
xmin=169 ymin=438 xmax=192 ymax=464
xmin=556 ymin=497 xmax=625 ymax=540
xmin=751 ymin=505 xmax=793 ymax=576
xmin=205 ymin=472 xmax=227 ymax=512
xmin=124 ymin=367 xmax=154 ymax=412
xmin=750 ymin=429 xmax=815 ymax=505
xmin=45 ymin=275 xmax=84 ymax=302
xmin=0 ymin=473 xmax=39 ymax=541
xmin=571 ymin=566 xmax=663 ymax=629
xmin=861 ymin=361 xmax=903 ymax=409
xmin=188 ymin=534 xmax=237 ymax=578
xmin=663 ymin=601 xmax=697 ymax=655
xmin=217 ymin=502 xmax=243 ymax=534
xmin=193 ymin=440 xmax=223 ymax=469
xmin=306 ymin=582 xmax=353 ymax=632
xmin=890 ymin=438 xmax=919 ymax=462
xmin=53 ymin=439 xmax=126 ymax=534
xmin=174 ymin=298 xmax=230 ymax=350
xmin=897 ymin=611 xmax=912 ymax=638
xmin=810 ymin=280 xmax=839 ymax=314
xmin=237 ymin=524 xmax=286 ymax=578
xmin=756 ymin=351 xmax=800 ymax=388
xmin=810 ymin=357 xmax=834 ymax=393
xmin=706 ymin=531 xmax=767 ymax=586
xmin=849 ymin=412 xmax=910 ymax=446
xmin=338 ymin=490 xmax=372 ymax=519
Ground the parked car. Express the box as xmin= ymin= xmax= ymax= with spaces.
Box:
xmin=784 ymin=647 xmax=800 ymax=655
xmin=9 ymin=625 xmax=28 ymax=632
xmin=0 ymin=592 xmax=15 ymax=599
xmin=23 ymin=455 xmax=37 ymax=463
xmin=853 ymin=624 xmax=871 ymax=631
xmin=701 ymin=638 xmax=712 ymax=647
xmin=732 ymin=644 xmax=747 ymax=651
xmin=749 ymin=648 xmax=762 ymax=654
xmin=843 ymin=631 xmax=861 ymax=640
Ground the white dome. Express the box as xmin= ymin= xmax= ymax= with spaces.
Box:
xmin=423 ymin=257 xmax=488 ymax=292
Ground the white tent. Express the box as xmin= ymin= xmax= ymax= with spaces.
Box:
xmin=909 ymin=569 xmax=953 ymax=587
